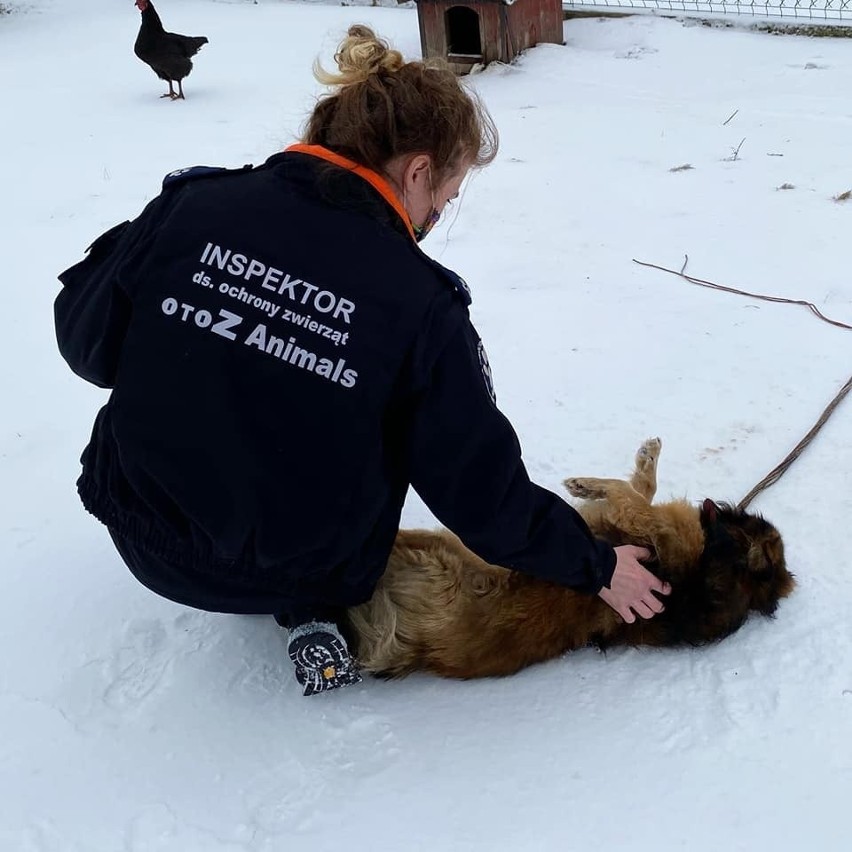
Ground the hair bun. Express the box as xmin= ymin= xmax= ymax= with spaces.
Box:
xmin=314 ymin=24 xmax=404 ymax=86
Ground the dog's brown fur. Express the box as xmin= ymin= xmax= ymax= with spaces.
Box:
xmin=347 ymin=438 xmax=795 ymax=679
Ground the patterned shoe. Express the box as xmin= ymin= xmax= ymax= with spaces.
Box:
xmin=287 ymin=621 xmax=362 ymax=696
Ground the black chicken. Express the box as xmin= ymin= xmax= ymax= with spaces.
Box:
xmin=133 ymin=0 xmax=208 ymax=100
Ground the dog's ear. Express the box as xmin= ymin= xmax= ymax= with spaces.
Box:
xmin=701 ymin=498 xmax=718 ymax=524
xmin=747 ymin=541 xmax=773 ymax=578
xmin=747 ymin=541 xmax=783 ymax=615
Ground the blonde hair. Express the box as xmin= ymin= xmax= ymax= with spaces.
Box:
xmin=304 ymin=25 xmax=498 ymax=183
xmin=313 ymin=25 xmax=405 ymax=86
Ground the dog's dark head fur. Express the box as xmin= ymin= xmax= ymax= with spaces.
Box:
xmin=609 ymin=499 xmax=795 ymax=650
xmin=655 ymin=499 xmax=794 ymax=646
xmin=700 ymin=499 xmax=794 ymax=614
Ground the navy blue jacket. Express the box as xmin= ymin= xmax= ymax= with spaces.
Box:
xmin=54 ymin=150 xmax=616 ymax=608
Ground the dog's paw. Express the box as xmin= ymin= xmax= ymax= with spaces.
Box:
xmin=636 ymin=437 xmax=662 ymax=469
xmin=563 ymin=477 xmax=606 ymax=500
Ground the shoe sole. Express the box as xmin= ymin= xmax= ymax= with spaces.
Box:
xmin=288 ymin=629 xmax=362 ymax=696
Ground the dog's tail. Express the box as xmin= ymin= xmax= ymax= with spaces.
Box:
xmin=347 ymin=582 xmax=410 ymax=677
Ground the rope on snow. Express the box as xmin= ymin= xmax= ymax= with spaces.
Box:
xmin=633 ymin=255 xmax=851 ymax=509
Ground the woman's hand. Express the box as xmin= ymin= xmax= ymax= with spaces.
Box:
xmin=598 ymin=545 xmax=671 ymax=623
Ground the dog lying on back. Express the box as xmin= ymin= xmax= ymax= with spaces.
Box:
xmin=347 ymin=438 xmax=795 ymax=679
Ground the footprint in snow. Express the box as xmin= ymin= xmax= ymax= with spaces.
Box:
xmin=615 ymin=46 xmax=658 ymax=60
xmin=102 ymin=618 xmax=173 ymax=711
xmin=242 ymin=709 xmax=399 ymax=836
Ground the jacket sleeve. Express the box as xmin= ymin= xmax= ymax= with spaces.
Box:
xmin=54 ymin=195 xmax=167 ymax=389
xmin=406 ymin=306 xmax=616 ymax=595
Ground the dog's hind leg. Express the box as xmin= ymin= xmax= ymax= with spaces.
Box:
xmin=563 ymin=477 xmax=627 ymax=501
xmin=629 ymin=437 xmax=661 ymax=503
xmin=564 ymin=439 xmax=661 ymax=504
xmin=565 ymin=473 xmax=698 ymax=565
xmin=565 ymin=476 xmax=660 ymax=543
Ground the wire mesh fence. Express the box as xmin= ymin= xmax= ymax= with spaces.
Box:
xmin=564 ymin=0 xmax=852 ymax=22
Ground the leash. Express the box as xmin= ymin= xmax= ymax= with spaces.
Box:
xmin=633 ymin=255 xmax=851 ymax=509
xmin=735 ymin=374 xmax=852 ymax=510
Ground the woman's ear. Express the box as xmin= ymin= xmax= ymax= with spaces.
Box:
xmin=404 ymin=153 xmax=432 ymax=191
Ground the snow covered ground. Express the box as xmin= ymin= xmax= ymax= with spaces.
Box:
xmin=2 ymin=1 xmax=851 ymax=849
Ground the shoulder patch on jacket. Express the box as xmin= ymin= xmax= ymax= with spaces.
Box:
xmin=476 ymin=337 xmax=497 ymax=403
xmin=425 ymin=258 xmax=473 ymax=307
xmin=162 ymin=164 xmax=253 ymax=190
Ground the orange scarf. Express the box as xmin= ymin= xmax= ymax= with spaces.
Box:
xmin=285 ymin=143 xmax=416 ymax=242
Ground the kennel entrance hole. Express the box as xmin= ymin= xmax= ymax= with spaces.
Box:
xmin=445 ymin=6 xmax=482 ymax=59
